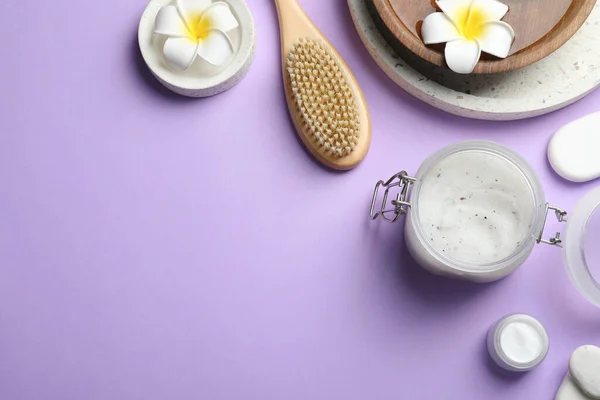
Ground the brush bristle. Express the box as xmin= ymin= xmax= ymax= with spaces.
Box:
xmin=286 ymin=38 xmax=360 ymax=158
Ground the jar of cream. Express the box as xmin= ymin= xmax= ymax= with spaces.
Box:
xmin=487 ymin=314 xmax=549 ymax=372
xmin=370 ymin=141 xmax=600 ymax=307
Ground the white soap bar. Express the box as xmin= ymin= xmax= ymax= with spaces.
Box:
xmin=569 ymin=345 xmax=600 ymax=399
xmin=548 ymin=112 xmax=600 ymax=183
xmin=555 ymin=375 xmax=592 ymax=400
xmin=556 ymin=346 xmax=600 ymax=400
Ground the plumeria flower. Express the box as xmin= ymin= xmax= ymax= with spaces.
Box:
xmin=154 ymin=0 xmax=239 ymax=70
xmin=422 ymin=0 xmax=515 ymax=74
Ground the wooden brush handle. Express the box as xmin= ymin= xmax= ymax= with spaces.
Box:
xmin=274 ymin=0 xmax=321 ymax=49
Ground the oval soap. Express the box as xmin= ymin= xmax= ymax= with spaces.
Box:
xmin=569 ymin=345 xmax=600 ymax=399
xmin=548 ymin=112 xmax=600 ymax=183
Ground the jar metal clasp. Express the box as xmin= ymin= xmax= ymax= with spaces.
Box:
xmin=537 ymin=204 xmax=568 ymax=247
xmin=369 ymin=172 xmax=416 ymax=223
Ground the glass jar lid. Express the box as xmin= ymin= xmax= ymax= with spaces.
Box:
xmin=563 ymin=186 xmax=600 ymax=307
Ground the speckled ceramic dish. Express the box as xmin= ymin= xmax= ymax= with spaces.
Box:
xmin=348 ymin=0 xmax=600 ymax=120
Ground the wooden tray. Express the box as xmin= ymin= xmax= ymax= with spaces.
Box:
xmin=348 ymin=0 xmax=600 ymax=120
xmin=370 ymin=0 xmax=596 ymax=74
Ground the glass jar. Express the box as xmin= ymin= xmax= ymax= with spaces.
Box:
xmin=370 ymin=141 xmax=600 ymax=307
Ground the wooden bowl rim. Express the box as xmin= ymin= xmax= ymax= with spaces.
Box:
xmin=372 ymin=0 xmax=597 ymax=74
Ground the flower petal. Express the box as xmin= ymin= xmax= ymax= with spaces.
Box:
xmin=472 ymin=0 xmax=509 ymax=21
xmin=177 ymin=0 xmax=212 ymax=30
xmin=197 ymin=29 xmax=234 ymax=66
xmin=421 ymin=12 xmax=462 ymax=44
xmin=163 ymin=37 xmax=199 ymax=70
xmin=476 ymin=21 xmax=514 ymax=58
xmin=154 ymin=6 xmax=188 ymax=37
xmin=445 ymin=38 xmax=481 ymax=74
xmin=436 ymin=0 xmax=473 ymax=28
xmin=199 ymin=2 xmax=239 ymax=33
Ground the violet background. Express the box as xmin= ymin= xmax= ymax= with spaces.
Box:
xmin=1 ymin=0 xmax=600 ymax=399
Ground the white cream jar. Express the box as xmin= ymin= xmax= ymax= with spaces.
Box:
xmin=487 ymin=314 xmax=549 ymax=372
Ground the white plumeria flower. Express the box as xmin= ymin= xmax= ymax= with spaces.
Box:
xmin=422 ymin=0 xmax=515 ymax=74
xmin=154 ymin=0 xmax=239 ymax=70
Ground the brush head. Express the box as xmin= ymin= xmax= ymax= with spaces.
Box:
xmin=286 ymin=38 xmax=361 ymax=159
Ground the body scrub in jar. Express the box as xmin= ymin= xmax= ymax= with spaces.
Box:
xmin=371 ymin=141 xmax=600 ymax=307
xmin=370 ymin=141 xmax=547 ymax=282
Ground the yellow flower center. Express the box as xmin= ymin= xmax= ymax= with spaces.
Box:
xmin=184 ymin=13 xmax=213 ymax=42
xmin=454 ymin=5 xmax=489 ymax=41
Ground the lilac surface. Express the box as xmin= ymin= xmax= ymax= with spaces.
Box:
xmin=1 ymin=0 xmax=600 ymax=399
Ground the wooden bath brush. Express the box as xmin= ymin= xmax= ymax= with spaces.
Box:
xmin=274 ymin=0 xmax=371 ymax=170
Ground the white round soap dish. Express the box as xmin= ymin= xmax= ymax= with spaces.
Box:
xmin=138 ymin=0 xmax=256 ymax=97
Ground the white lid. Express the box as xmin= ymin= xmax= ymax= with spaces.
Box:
xmin=562 ymin=186 xmax=600 ymax=307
